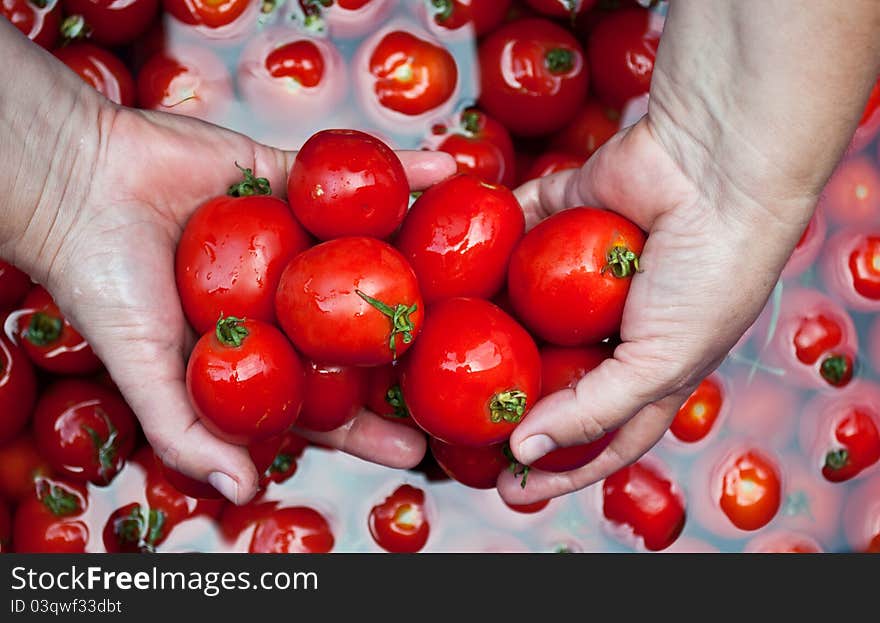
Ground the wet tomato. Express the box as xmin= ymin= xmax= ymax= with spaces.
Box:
xmin=821 ymin=228 xmax=880 ymax=312
xmin=508 ymin=207 xmax=645 ymax=346
xmin=288 ymin=129 xmax=409 ymax=241
xmin=0 ymin=433 xmax=51 ymax=501
xmin=33 ymin=379 xmax=136 ymax=486
xmin=669 ymin=375 xmax=725 ymax=444
xmin=369 ymin=484 xmax=430 ymax=553
xmin=718 ymin=448 xmax=782 ymax=531
xmin=432 ymin=108 xmax=516 ymax=187
xmin=54 ymin=43 xmax=135 ymax=107
xmin=366 ymin=364 xmax=412 ymax=424
xmin=13 ymin=477 xmax=89 ymax=553
xmin=0 ymin=333 xmax=37 ymax=445
xmin=395 ymin=174 xmax=524 ymax=304
xmin=62 ymin=0 xmax=158 ymax=46
xmin=276 ymin=237 xmax=424 ymax=366
xmin=402 ymin=297 xmax=541 ymax=447
xmin=1 ymin=0 xmax=61 ymax=49
xmin=260 ymin=431 xmax=308 ymax=486
xmin=429 ymin=438 xmax=509 ymax=489
xmin=744 ymin=531 xmax=823 ymax=553
xmin=249 ymin=506 xmax=334 ymax=553
xmin=425 ymin=0 xmax=510 ymax=37
xmin=520 ymin=151 xmax=586 ymax=183
xmin=16 ymin=285 xmax=102 ymax=375
xmin=175 ymin=166 xmax=311 ymax=335
xmin=187 ymin=316 xmax=305 ymax=445
xmin=479 ymin=18 xmax=588 ymax=136
xmin=525 ymin=0 xmax=595 ymax=18
xmin=103 ymin=502 xmax=168 ymax=553
xmin=550 ymin=99 xmax=619 ymax=160
xmin=0 ymin=259 xmax=31 ymax=310
xmin=818 ymin=155 xmax=880 ymax=226
xmin=163 ymin=0 xmax=249 ymax=28
xmin=298 ymin=360 xmax=368 ymax=432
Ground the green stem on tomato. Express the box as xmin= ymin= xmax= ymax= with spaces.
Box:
xmin=824 ymin=448 xmax=849 ymax=471
xmin=385 ymin=384 xmax=410 ymax=419
xmin=355 ymin=290 xmax=417 ymax=360
xmin=602 ymin=245 xmax=642 ymax=279
xmin=215 ymin=316 xmax=249 ymax=348
xmin=545 ymin=48 xmax=574 ymax=74
xmin=489 ymin=390 xmax=528 ymax=424
xmin=60 ymin=15 xmax=91 ymax=43
xmin=26 ymin=312 xmax=63 ymax=346
xmin=819 ymin=354 xmax=851 ymax=386
xmin=227 ymin=163 xmax=272 ymax=197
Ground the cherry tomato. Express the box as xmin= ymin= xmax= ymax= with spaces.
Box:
xmin=843 ymin=474 xmax=880 ymax=552
xmin=1 ymin=0 xmax=61 ymax=49
xmin=0 ymin=498 xmax=9 ymax=552
xmin=718 ymin=448 xmax=782 ymax=531
xmin=369 ymin=484 xmax=430 ymax=553
xmin=0 ymin=259 xmax=31 ymax=310
xmin=602 ymin=460 xmax=686 ymax=551
xmin=525 ymin=0 xmax=595 ymax=19
xmin=402 ymin=297 xmax=541 ymax=447
xmin=33 ymin=379 xmax=137 ymax=486
xmin=818 ymin=155 xmax=880 ymax=226
xmin=219 ymin=498 xmax=276 ymax=544
xmin=297 ymin=360 xmax=368 ymax=432
xmin=276 ymin=237 xmax=424 ymax=366
xmin=821 ymin=228 xmax=880 ymax=312
xmin=429 ymin=438 xmax=509 ymax=489
xmin=396 ymin=174 xmax=524 ymax=304
xmin=0 ymin=333 xmax=37 ymax=445
xmin=288 ymin=130 xmax=409 ymax=241
xmin=587 ymin=7 xmax=659 ymax=110
xmin=550 ymin=98 xmax=619 ymax=159
xmin=366 ymin=364 xmax=413 ymax=424
xmin=508 ymin=207 xmax=645 ymax=346
xmin=312 ymin=0 xmax=394 ymax=40
xmin=0 ymin=433 xmax=51 ymax=501
xmin=670 ymin=376 xmax=725 ymax=444
xmin=260 ymin=431 xmax=308 ymax=486
xmin=175 ymin=167 xmax=311 ymax=336
xmin=249 ymin=506 xmax=334 ymax=553
xmin=103 ymin=502 xmax=169 ymax=553
xmin=13 ymin=477 xmax=89 ymax=553
xmin=163 ymin=0 xmax=249 ymax=28
xmin=520 ymin=151 xmax=586 ymax=183
xmin=432 ymin=108 xmax=517 ymax=187
xmin=504 ymin=498 xmax=550 ymax=514
xmin=744 ymin=531 xmax=823 ymax=554
xmin=479 ymin=18 xmax=589 ymax=136
xmin=54 ymin=43 xmax=135 ymax=107
xmin=782 ymin=206 xmax=827 ymax=279
xmin=62 ymin=0 xmax=158 ymax=46
xmin=424 ymin=0 xmax=511 ymax=37
xmin=16 ymin=285 xmax=102 ymax=375
xmin=187 ymin=316 xmax=305 ymax=445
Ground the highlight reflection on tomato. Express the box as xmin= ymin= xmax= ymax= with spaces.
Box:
xmin=248 ymin=506 xmax=334 ymax=553
xmin=55 ymin=43 xmax=136 ymax=107
xmin=13 ymin=477 xmax=89 ymax=553
xmin=670 ymin=376 xmax=725 ymax=444
xmin=718 ymin=449 xmax=782 ymax=532
xmin=821 ymin=229 xmax=880 ymax=312
xmin=369 ymin=484 xmax=430 ymax=552
xmin=432 ymin=108 xmax=517 ymax=187
xmin=1 ymin=0 xmax=61 ymax=49
xmin=298 ymin=360 xmax=368 ymax=433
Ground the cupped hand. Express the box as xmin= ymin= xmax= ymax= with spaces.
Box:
xmin=39 ymin=105 xmax=454 ymax=505
xmin=497 ymin=117 xmax=812 ymax=504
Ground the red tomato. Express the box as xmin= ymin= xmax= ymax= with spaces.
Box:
xmin=1 ymin=0 xmax=62 ymax=49
xmin=163 ymin=0 xmax=248 ymax=28
xmin=260 ymin=431 xmax=308 ymax=486
xmin=0 ymin=333 xmax=37 ymax=445
xmin=0 ymin=498 xmax=9 ymax=552
xmin=288 ymin=130 xmax=409 ymax=241
xmin=276 ymin=237 xmax=424 ymax=366
xmin=298 ymin=360 xmax=368 ymax=432
xmin=525 ymin=0 xmax=595 ymax=18
xmin=843 ymin=473 xmax=880 ymax=552
xmin=669 ymin=375 xmax=725 ymax=444
xmin=16 ymin=285 xmax=102 ymax=375
xmin=821 ymin=409 xmax=880 ymax=482
xmin=718 ymin=449 xmax=782 ymax=531
xmin=186 ymin=316 xmax=305 ymax=445
xmin=0 ymin=433 xmax=51 ymax=501
xmin=313 ymin=0 xmax=394 ymax=39
xmin=508 ymin=207 xmax=645 ymax=346
xmin=479 ymin=18 xmax=589 ymax=136
xmin=369 ymin=484 xmax=430 ymax=553
xmin=127 ymin=448 xmax=207 ymax=529
xmin=744 ymin=531 xmax=823 ymax=554
xmin=429 ymin=438 xmax=509 ymax=489
xmin=504 ymin=498 xmax=550 ymax=514
xmin=103 ymin=502 xmax=169 ymax=553
xmin=782 ymin=206 xmax=827 ymax=279
xmin=602 ymin=460 xmax=686 ymax=551
xmin=54 ymin=43 xmax=135 ymax=107
xmin=432 ymin=108 xmax=517 ymax=187
xmin=13 ymin=477 xmax=89 ymax=553
xmin=818 ymin=155 xmax=880 ymax=226
xmin=821 ymin=228 xmax=880 ymax=312
xmin=219 ymin=498 xmax=276 ymax=543
xmin=402 ymin=297 xmax=541 ymax=447
xmin=424 ymin=0 xmax=511 ymax=37
xmin=62 ymin=0 xmax=158 ymax=46
xmin=587 ymin=7 xmax=659 ymax=110
xmin=175 ymin=168 xmax=311 ymax=336
xmin=550 ymin=98 xmax=620 ymax=159
xmin=249 ymin=506 xmax=334 ymax=553
xmin=520 ymin=151 xmax=586 ymax=183
xmin=33 ymin=379 xmax=136 ymax=486
xmin=366 ymin=363 xmax=413 ymax=424
xmin=395 ymin=174 xmax=524 ymax=304
xmin=0 ymin=259 xmax=31 ymax=310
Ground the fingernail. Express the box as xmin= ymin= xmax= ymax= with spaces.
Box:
xmin=517 ymin=434 xmax=557 ymax=464
xmin=208 ymin=472 xmax=239 ymax=505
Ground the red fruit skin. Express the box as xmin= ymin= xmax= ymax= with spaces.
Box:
xmin=818 ymin=155 xmax=880 ymax=226
xmin=820 ymin=228 xmax=880 ymax=313
xmin=103 ymin=502 xmax=165 ymax=553
xmin=550 ymin=98 xmax=620 ymax=159
xmin=395 ymin=174 xmax=525 ymax=304
xmin=718 ymin=449 xmax=782 ymax=532
xmin=63 ymin=0 xmax=159 ymax=46
xmin=0 ymin=433 xmax=52 ymax=502
xmin=422 ymin=0 xmax=512 ymax=37
xmin=249 ymin=506 xmax=334 ymax=553
xmin=429 ymin=437 xmax=509 ymax=489
xmin=162 ymin=0 xmax=249 ymax=28
xmin=368 ymin=484 xmax=430 ymax=553
xmin=0 ymin=498 xmax=10 ymax=552
xmin=602 ymin=461 xmax=686 ymax=552
xmin=54 ymin=43 xmax=136 ymax=107
xmin=13 ymin=477 xmax=89 ymax=553
xmin=2 ymin=0 xmax=62 ymax=49
xmin=479 ymin=18 xmax=589 ymax=136
xmin=366 ymin=363 xmax=414 ymax=424
xmin=587 ymin=7 xmax=659 ymax=110
xmin=505 ymin=498 xmax=550 ymax=514
xmin=520 ymin=151 xmax=586 ymax=184
xmin=186 ymin=319 xmax=305 ymax=446
xmin=297 ymin=361 xmax=368 ymax=433
xmin=433 ymin=109 xmax=517 ymax=187
xmin=525 ymin=0 xmax=596 ymax=18
xmin=668 ymin=375 xmax=726 ymax=444
xmin=508 ymin=207 xmax=646 ymax=346
xmin=175 ymin=194 xmax=311 ymax=336
xmin=0 ymin=260 xmax=31 ymax=310
xmin=402 ymin=297 xmax=541 ymax=447
xmin=275 ymin=237 xmax=424 ymax=366
xmin=33 ymin=380 xmax=137 ymax=486
xmin=0 ymin=333 xmax=37 ymax=445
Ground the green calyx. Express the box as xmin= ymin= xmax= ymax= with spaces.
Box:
xmin=461 ymin=110 xmax=481 ymax=135
xmin=355 ymin=290 xmax=418 ymax=359
xmin=26 ymin=312 xmax=63 ymax=346
xmin=431 ymin=0 xmax=454 ymax=22
xmin=215 ymin=316 xmax=249 ymax=348
xmin=824 ymin=448 xmax=849 ymax=471
xmin=60 ymin=15 xmax=91 ymax=42
xmin=545 ymin=48 xmax=574 ymax=74
xmin=269 ymin=453 xmax=293 ymax=475
xmin=490 ymin=390 xmax=528 ymax=424
xmin=40 ymin=482 xmax=81 ymax=517
xmin=227 ymin=163 xmax=271 ymax=197
xmin=820 ymin=355 xmax=850 ymax=386
xmin=145 ymin=509 xmax=167 ymax=551
xmin=260 ymin=0 xmax=278 ymax=14
xmin=30 ymin=0 xmax=49 ymax=8
xmin=385 ymin=384 xmax=410 ymax=419
xmin=503 ymin=443 xmax=530 ymax=489
xmin=602 ymin=245 xmax=642 ymax=279
xmin=117 ymin=505 xmax=147 ymax=545
xmin=84 ymin=414 xmax=119 ymax=483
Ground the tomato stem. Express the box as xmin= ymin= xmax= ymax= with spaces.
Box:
xmin=545 ymin=48 xmax=574 ymax=74
xmin=60 ymin=15 xmax=91 ymax=43
xmin=84 ymin=415 xmax=119 ymax=483
xmin=37 ymin=480 xmax=81 ymax=517
xmin=385 ymin=384 xmax=410 ymax=419
xmin=25 ymin=312 xmax=63 ymax=346
xmin=503 ymin=443 xmax=530 ymax=489
xmin=490 ymin=390 xmax=528 ymax=424
xmin=824 ymin=448 xmax=849 ymax=471
xmin=227 ymin=163 xmax=272 ymax=197
xmin=215 ymin=316 xmax=249 ymax=348
xmin=461 ymin=109 xmax=481 ymax=135
xmin=355 ymin=290 xmax=418 ymax=359
xmin=145 ymin=508 xmax=166 ymax=551
xmin=819 ymin=354 xmax=852 ymax=387
xmin=269 ymin=453 xmax=294 ymax=476
xmin=430 ymin=0 xmax=454 ymax=21
xmin=602 ymin=245 xmax=642 ymax=279
xmin=117 ymin=505 xmax=147 ymax=547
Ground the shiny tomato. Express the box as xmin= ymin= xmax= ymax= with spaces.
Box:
xmin=550 ymin=98 xmax=619 ymax=159
xmin=426 ymin=0 xmax=511 ymax=37
xmin=395 ymin=174 xmax=524 ymax=304
xmin=175 ymin=168 xmax=311 ymax=335
xmin=821 ymin=409 xmax=880 ymax=482
xmin=298 ymin=360 xmax=368 ymax=432
xmin=313 ymin=0 xmax=394 ymax=39
xmin=508 ymin=207 xmax=645 ymax=346
xmin=13 ymin=477 xmax=89 ymax=553
xmin=1 ymin=0 xmax=61 ymax=49
xmin=587 ymin=7 xmax=659 ymax=109
xmin=525 ymin=0 xmax=595 ymax=18
xmin=479 ymin=18 xmax=589 ymax=136
xmin=670 ymin=375 xmax=725 ymax=444
xmin=819 ymin=155 xmax=880 ymax=226
xmin=429 ymin=438 xmax=509 ymax=489
xmin=0 ymin=433 xmax=51 ymax=501
xmin=186 ymin=316 xmax=305 ymax=445
xmin=103 ymin=502 xmax=169 ymax=553
xmin=369 ymin=484 xmax=430 ymax=553
xmin=843 ymin=474 xmax=880 ymax=552
xmin=366 ymin=364 xmax=413 ymax=424
xmin=288 ymin=130 xmax=408 ymax=240
xmin=260 ymin=431 xmax=308 ymax=486
xmin=62 ymin=0 xmax=158 ymax=46
xmin=16 ymin=285 xmax=102 ymax=375
xmin=0 ymin=333 xmax=36 ymax=445
xmin=276 ymin=237 xmax=424 ymax=366
xmin=402 ymin=297 xmax=541 ymax=447
xmin=0 ymin=498 xmax=9 ymax=552
xmin=163 ymin=0 xmax=249 ymax=28
xmin=602 ymin=461 xmax=686 ymax=551
xmin=782 ymin=206 xmax=827 ymax=279
xmin=432 ymin=108 xmax=517 ymax=187
xmin=521 ymin=151 xmax=586 ymax=183
xmin=821 ymin=229 xmax=880 ymax=312
xmin=33 ymin=379 xmax=136 ymax=486
xmin=718 ymin=449 xmax=782 ymax=531
xmin=249 ymin=506 xmax=334 ymax=553
xmin=54 ymin=43 xmax=135 ymax=107
xmin=744 ymin=531 xmax=823 ymax=554
xmin=0 ymin=259 xmax=31 ymax=310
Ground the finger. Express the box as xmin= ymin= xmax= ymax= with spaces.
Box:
xmin=514 ymin=168 xmax=597 ymax=229
xmin=497 ymin=393 xmax=685 ymax=504
xmin=397 ymin=151 xmax=457 ymax=190
xmin=293 ymin=408 xmax=427 ymax=469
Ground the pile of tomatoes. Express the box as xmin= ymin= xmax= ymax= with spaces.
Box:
xmin=3 ymin=0 xmax=880 ymax=554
